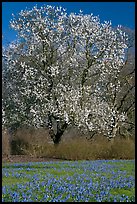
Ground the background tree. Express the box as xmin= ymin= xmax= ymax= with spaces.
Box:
xmin=2 ymin=5 xmax=129 ymax=144
xmin=115 ymin=26 xmax=135 ymax=139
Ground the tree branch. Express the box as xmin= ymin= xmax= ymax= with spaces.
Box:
xmin=117 ymin=85 xmax=134 ymax=111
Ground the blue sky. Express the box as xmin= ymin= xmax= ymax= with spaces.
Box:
xmin=2 ymin=2 xmax=135 ymax=46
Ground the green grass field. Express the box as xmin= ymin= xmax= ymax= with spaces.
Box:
xmin=2 ymin=160 xmax=135 ymax=202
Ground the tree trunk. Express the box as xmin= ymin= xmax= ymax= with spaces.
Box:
xmin=109 ymin=121 xmax=119 ymax=143
xmin=53 ymin=133 xmax=63 ymax=145
xmin=48 ymin=119 xmax=68 ymax=145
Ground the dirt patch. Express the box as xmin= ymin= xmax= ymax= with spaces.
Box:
xmin=2 ymin=155 xmax=65 ymax=163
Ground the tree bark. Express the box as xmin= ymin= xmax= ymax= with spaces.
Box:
xmin=53 ymin=122 xmax=68 ymax=145
xmin=48 ymin=114 xmax=68 ymax=145
xmin=109 ymin=121 xmax=119 ymax=143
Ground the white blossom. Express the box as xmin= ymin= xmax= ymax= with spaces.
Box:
xmin=2 ymin=5 xmax=128 ymax=141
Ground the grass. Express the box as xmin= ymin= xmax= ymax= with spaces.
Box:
xmin=2 ymin=177 xmax=29 ymax=186
xmin=110 ymin=188 xmax=135 ymax=197
xmin=2 ymin=160 xmax=135 ymax=202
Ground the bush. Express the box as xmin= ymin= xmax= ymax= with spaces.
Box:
xmin=109 ymin=137 xmax=135 ymax=159
xmin=2 ymin=129 xmax=11 ymax=157
xmin=9 ymin=127 xmax=52 ymax=156
xmin=43 ymin=136 xmax=135 ymax=160
xmin=5 ymin=127 xmax=135 ymax=160
xmin=10 ymin=139 xmax=29 ymax=155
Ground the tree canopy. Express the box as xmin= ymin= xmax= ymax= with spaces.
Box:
xmin=3 ymin=5 xmax=134 ymax=144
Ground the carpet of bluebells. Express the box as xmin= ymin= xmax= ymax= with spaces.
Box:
xmin=2 ymin=160 xmax=135 ymax=202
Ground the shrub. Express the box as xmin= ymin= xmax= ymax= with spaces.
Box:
xmin=5 ymin=127 xmax=135 ymax=160
xmin=2 ymin=129 xmax=11 ymax=157
xmin=9 ymin=127 xmax=52 ymax=156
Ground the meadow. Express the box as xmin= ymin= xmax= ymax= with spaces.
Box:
xmin=2 ymin=160 xmax=135 ymax=202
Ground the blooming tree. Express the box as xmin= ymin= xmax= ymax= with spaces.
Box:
xmin=2 ymin=5 xmax=128 ymax=144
